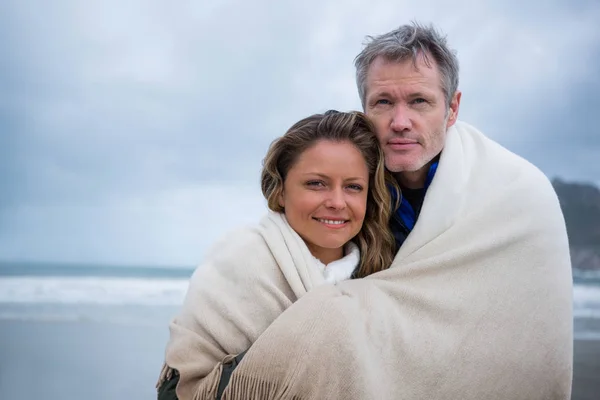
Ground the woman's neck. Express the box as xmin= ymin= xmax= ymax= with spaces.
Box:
xmin=307 ymin=245 xmax=344 ymax=266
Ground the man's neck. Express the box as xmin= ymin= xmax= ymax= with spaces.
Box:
xmin=395 ymin=165 xmax=429 ymax=189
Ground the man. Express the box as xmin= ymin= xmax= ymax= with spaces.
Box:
xmin=334 ymin=22 xmax=572 ymax=398
xmin=354 ymin=23 xmax=461 ymax=250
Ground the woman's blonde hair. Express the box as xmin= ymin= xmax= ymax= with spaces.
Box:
xmin=261 ymin=110 xmax=397 ymax=278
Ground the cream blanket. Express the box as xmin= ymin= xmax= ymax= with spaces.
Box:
xmin=159 ymin=211 xmax=359 ymax=399
xmin=216 ymin=121 xmax=574 ymax=399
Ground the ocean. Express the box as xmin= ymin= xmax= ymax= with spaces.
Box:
xmin=1 ymin=262 xmax=599 ymax=336
xmin=0 ymin=262 xmax=599 ymax=399
xmin=0 ymin=262 xmax=190 ymax=327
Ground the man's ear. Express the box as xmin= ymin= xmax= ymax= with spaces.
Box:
xmin=446 ymin=90 xmax=461 ymax=128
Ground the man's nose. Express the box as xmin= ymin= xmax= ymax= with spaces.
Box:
xmin=390 ymin=105 xmax=412 ymax=132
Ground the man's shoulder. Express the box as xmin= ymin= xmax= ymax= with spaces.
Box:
xmin=449 ymin=120 xmax=556 ymax=199
xmin=452 ymin=120 xmax=548 ymax=178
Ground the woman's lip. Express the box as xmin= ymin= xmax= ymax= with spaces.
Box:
xmin=315 ymin=219 xmax=349 ymax=229
xmin=313 ymin=217 xmax=349 ymax=228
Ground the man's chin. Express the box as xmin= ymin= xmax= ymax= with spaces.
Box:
xmin=385 ymin=162 xmax=421 ymax=174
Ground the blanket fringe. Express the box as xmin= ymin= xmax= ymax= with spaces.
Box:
xmin=191 ymin=354 xmax=241 ymax=400
xmin=221 ymin=374 xmax=277 ymax=400
xmin=221 ymin=372 xmax=301 ymax=400
xmin=156 ymin=355 xmax=239 ymax=399
xmin=156 ymin=362 xmax=174 ymax=390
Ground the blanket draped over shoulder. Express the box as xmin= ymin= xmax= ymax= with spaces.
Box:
xmin=217 ymin=121 xmax=574 ymax=400
xmin=158 ymin=211 xmax=327 ymax=399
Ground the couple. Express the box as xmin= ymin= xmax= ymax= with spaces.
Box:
xmin=157 ymin=22 xmax=573 ymax=400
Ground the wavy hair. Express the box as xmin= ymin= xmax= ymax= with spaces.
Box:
xmin=261 ymin=110 xmax=398 ymax=278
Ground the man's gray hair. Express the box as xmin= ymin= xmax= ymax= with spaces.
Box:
xmin=354 ymin=22 xmax=459 ymax=110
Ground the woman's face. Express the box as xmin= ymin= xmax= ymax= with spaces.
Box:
xmin=279 ymin=139 xmax=369 ymax=264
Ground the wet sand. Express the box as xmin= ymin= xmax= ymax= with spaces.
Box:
xmin=572 ymin=338 xmax=600 ymax=400
xmin=0 ymin=320 xmax=597 ymax=399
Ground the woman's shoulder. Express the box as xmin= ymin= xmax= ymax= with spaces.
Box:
xmin=203 ymin=212 xmax=290 ymax=255
xmin=203 ymin=220 xmax=273 ymax=263
xmin=187 ymin=213 xmax=293 ymax=290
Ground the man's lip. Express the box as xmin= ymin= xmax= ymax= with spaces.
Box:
xmin=388 ymin=138 xmax=418 ymax=145
xmin=388 ymin=142 xmax=418 ymax=151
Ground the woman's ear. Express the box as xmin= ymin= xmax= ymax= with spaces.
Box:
xmin=278 ymin=190 xmax=285 ymax=208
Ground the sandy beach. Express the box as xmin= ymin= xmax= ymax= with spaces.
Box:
xmin=572 ymin=339 xmax=600 ymax=400
xmin=0 ymin=319 xmax=168 ymax=400
xmin=0 ymin=319 xmax=598 ymax=399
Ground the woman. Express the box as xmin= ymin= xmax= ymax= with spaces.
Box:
xmin=156 ymin=110 xmax=397 ymax=400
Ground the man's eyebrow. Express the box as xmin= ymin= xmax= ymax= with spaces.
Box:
xmin=369 ymin=90 xmax=435 ymax=100
xmin=369 ymin=90 xmax=392 ymax=99
xmin=407 ymin=91 xmax=433 ymax=98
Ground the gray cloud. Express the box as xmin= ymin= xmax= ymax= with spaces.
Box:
xmin=1 ymin=0 xmax=599 ymax=264
xmin=0 ymin=1 xmax=325 ymax=206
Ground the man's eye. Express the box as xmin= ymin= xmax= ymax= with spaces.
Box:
xmin=412 ymin=98 xmax=427 ymax=104
xmin=376 ymin=99 xmax=391 ymax=105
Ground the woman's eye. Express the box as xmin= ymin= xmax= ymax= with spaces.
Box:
xmin=306 ymin=181 xmax=325 ymax=188
xmin=347 ymin=184 xmax=363 ymax=191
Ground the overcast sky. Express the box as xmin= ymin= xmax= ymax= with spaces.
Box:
xmin=1 ymin=0 xmax=599 ymax=266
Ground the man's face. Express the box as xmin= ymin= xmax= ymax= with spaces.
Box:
xmin=364 ymin=54 xmax=460 ymax=188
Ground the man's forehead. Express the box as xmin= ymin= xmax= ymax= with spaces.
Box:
xmin=369 ymin=52 xmax=438 ymax=75
xmin=365 ymin=55 xmax=442 ymax=93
